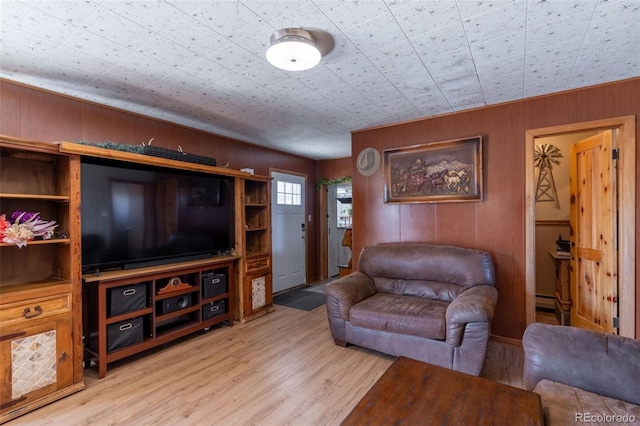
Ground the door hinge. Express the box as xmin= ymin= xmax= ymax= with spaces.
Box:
xmin=613 ymin=317 xmax=620 ymax=328
xmin=612 ymin=148 xmax=619 ymax=160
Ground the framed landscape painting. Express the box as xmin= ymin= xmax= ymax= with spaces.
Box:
xmin=383 ymin=136 xmax=483 ymax=203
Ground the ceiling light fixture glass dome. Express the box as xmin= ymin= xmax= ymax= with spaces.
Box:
xmin=266 ymin=28 xmax=321 ymax=71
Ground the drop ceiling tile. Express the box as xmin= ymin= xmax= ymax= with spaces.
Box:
xmin=395 ymin=76 xmax=440 ymax=100
xmin=365 ymin=39 xmax=420 ymax=72
xmin=160 ymin=16 xmax=230 ymax=57
xmin=484 ymin=85 xmax=523 ymax=104
xmin=292 ymin=66 xmax=346 ymax=92
xmin=525 ymin=0 xmax=597 ymax=28
xmin=21 ymin=0 xmax=101 ymax=25
xmin=214 ymin=74 xmax=263 ymax=93
xmin=114 ymin=50 xmax=175 ymax=82
xmin=0 ymin=24 xmax=58 ymax=61
xmin=62 ymin=27 xmax=135 ymax=63
xmin=526 ymin=10 xmax=592 ymax=47
xmin=469 ymin=31 xmax=525 ymax=65
xmin=589 ymin=0 xmax=640 ymax=30
xmin=524 ymin=60 xmax=573 ymax=97
xmin=315 ymin=0 xmax=390 ymax=27
xmin=582 ymin=24 xmax=640 ymax=55
xmin=381 ymin=60 xmax=433 ymax=87
xmin=326 ymin=53 xmax=378 ymax=81
xmin=204 ymin=41 xmax=261 ymax=74
xmin=100 ymin=0 xmax=189 ymax=38
xmin=476 ymin=54 xmax=524 ymax=77
xmin=566 ymin=64 xmax=624 ymax=90
xmin=341 ymin=12 xmax=406 ymax=54
xmin=52 ymin=45 xmax=117 ymax=76
xmin=411 ymin=23 xmax=470 ymax=60
xmin=388 ymin=1 xmax=459 ymax=37
xmin=80 ymin=5 xmax=158 ymax=50
xmin=1 ymin=1 xmax=76 ymax=44
xmin=480 ymin=68 xmax=524 ymax=90
xmin=242 ymin=0 xmax=338 ymax=33
xmin=138 ymin=37 xmax=198 ymax=69
xmin=425 ymin=47 xmax=475 ymax=79
xmin=463 ymin=2 xmax=526 ymax=43
xmin=178 ymin=57 xmax=237 ymax=85
xmin=317 ymin=82 xmax=363 ymax=103
xmin=348 ymin=72 xmax=395 ymax=94
xmin=525 ymin=36 xmax=583 ymax=69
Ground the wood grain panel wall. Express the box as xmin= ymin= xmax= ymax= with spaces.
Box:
xmin=0 ymin=79 xmax=319 ymax=282
xmin=351 ymin=78 xmax=640 ymax=339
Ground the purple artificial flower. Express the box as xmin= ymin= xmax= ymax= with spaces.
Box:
xmin=11 ymin=210 xmax=40 ymax=223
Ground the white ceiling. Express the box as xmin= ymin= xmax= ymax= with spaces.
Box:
xmin=1 ymin=1 xmax=639 ymax=160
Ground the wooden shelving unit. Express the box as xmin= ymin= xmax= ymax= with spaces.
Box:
xmin=0 ymin=136 xmax=85 ymax=424
xmin=236 ymin=177 xmax=274 ymax=322
xmin=83 ymin=257 xmax=237 ymax=378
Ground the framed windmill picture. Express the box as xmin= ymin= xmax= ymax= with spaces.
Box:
xmin=383 ymin=136 xmax=483 ymax=203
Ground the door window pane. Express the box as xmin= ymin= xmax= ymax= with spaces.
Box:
xmin=276 ymin=180 xmax=302 ymax=205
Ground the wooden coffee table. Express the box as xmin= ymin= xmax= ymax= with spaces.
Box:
xmin=342 ymin=357 xmax=543 ymax=425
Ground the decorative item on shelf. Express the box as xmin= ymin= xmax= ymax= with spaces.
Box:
xmin=157 ymin=277 xmax=192 ymax=294
xmin=0 ymin=211 xmax=58 ymax=248
xmin=77 ymin=139 xmax=217 ymax=167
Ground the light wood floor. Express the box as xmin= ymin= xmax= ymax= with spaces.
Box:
xmin=11 ymin=305 xmax=525 ymax=425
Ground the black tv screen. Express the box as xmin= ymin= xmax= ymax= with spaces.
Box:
xmin=80 ymin=158 xmax=234 ymax=273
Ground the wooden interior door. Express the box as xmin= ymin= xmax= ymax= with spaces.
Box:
xmin=569 ymin=130 xmax=617 ymax=333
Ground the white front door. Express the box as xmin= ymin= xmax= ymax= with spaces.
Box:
xmin=271 ymin=171 xmax=306 ymax=293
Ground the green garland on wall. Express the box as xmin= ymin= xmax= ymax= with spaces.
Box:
xmin=316 ymin=176 xmax=351 ymax=190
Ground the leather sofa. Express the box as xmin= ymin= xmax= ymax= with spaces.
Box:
xmin=523 ymin=323 xmax=640 ymax=425
xmin=324 ymin=242 xmax=498 ymax=376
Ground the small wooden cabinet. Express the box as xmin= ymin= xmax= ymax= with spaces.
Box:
xmin=83 ymin=258 xmax=236 ymax=378
xmin=0 ymin=137 xmax=84 ymax=423
xmin=236 ymin=177 xmax=274 ymax=322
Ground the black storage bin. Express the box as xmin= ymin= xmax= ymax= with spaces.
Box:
xmin=108 ymin=283 xmax=147 ymax=317
xmin=202 ymin=300 xmax=227 ymax=320
xmin=202 ymin=273 xmax=227 ymax=299
xmin=107 ymin=317 xmax=144 ymax=352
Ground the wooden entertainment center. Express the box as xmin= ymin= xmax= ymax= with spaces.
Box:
xmin=0 ymin=135 xmax=273 ymax=421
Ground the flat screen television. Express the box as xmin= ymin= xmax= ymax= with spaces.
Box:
xmin=80 ymin=158 xmax=234 ymax=273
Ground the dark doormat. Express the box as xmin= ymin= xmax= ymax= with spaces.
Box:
xmin=273 ymin=286 xmax=326 ymax=311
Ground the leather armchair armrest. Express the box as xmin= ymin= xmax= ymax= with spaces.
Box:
xmin=445 ymin=285 xmax=498 ymax=345
xmin=324 ymin=271 xmax=376 ymax=320
xmin=523 ymin=323 xmax=640 ymax=405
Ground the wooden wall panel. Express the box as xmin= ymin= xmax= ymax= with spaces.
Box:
xmin=82 ymin=103 xmax=135 ymax=143
xmin=19 ymin=85 xmax=83 ymax=142
xmin=352 ymin=78 xmax=640 ymax=339
xmin=317 ymin=156 xmax=351 ymax=180
xmin=0 ymin=81 xmax=22 ymax=136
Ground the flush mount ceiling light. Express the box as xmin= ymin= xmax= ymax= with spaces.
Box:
xmin=266 ymin=28 xmax=321 ymax=71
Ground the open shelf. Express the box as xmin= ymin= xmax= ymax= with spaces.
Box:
xmin=83 ymin=258 xmax=235 ymax=378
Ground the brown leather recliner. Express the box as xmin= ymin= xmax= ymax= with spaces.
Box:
xmin=324 ymin=242 xmax=498 ymax=376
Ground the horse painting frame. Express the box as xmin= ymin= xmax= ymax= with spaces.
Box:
xmin=383 ymin=136 xmax=483 ymax=203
